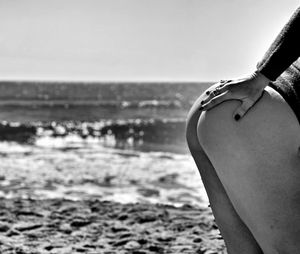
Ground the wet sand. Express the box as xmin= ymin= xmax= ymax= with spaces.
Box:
xmin=0 ymin=198 xmax=226 ymax=254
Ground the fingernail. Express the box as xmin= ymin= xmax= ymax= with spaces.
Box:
xmin=201 ymin=101 xmax=204 ymax=105
xmin=199 ymin=106 xmax=203 ymax=111
xmin=234 ymin=114 xmax=240 ymax=121
xmin=206 ymin=91 xmax=210 ymax=95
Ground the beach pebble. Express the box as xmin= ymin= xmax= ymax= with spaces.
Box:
xmin=136 ymin=212 xmax=157 ymax=223
xmin=157 ymin=236 xmax=174 ymax=242
xmin=118 ymin=232 xmax=133 ymax=239
xmin=44 ymin=245 xmax=54 ymax=251
xmin=117 ymin=213 xmax=128 ymax=220
xmin=74 ymin=247 xmax=88 ymax=252
xmin=59 ymin=223 xmax=72 ymax=234
xmin=13 ymin=222 xmax=42 ymax=232
xmin=193 ymin=237 xmax=203 ymax=243
xmin=112 ymin=239 xmax=130 ymax=247
xmin=16 ymin=211 xmax=43 ymax=217
xmin=111 ymin=226 xmax=129 ymax=233
xmin=148 ymin=245 xmax=163 ymax=252
xmin=70 ymin=219 xmax=91 ymax=228
xmin=82 ymin=244 xmax=96 ymax=249
xmin=124 ymin=240 xmax=141 ymax=250
xmin=0 ymin=222 xmax=10 ymax=232
xmin=137 ymin=238 xmax=148 ymax=245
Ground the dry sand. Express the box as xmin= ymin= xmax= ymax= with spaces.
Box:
xmin=0 ymin=199 xmax=226 ymax=254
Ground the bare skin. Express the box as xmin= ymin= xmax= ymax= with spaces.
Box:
xmin=187 ymin=83 xmax=300 ymax=253
xmin=186 ymin=90 xmax=264 ymax=254
xmin=199 ymin=71 xmax=270 ymax=119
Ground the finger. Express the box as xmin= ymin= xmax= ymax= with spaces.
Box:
xmin=220 ymin=79 xmax=232 ymax=84
xmin=201 ymin=85 xmax=229 ymax=106
xmin=204 ymin=80 xmax=230 ymax=97
xmin=200 ymin=92 xmax=232 ymax=111
xmin=233 ymin=98 xmax=254 ymax=121
xmin=233 ymin=91 xmax=265 ymax=120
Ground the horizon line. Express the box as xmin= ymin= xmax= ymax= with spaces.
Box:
xmin=0 ymin=78 xmax=215 ymax=84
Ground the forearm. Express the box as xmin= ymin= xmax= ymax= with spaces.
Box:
xmin=256 ymin=7 xmax=300 ymax=81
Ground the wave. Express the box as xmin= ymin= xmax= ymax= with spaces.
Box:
xmin=0 ymin=119 xmax=188 ymax=153
xmin=0 ymin=99 xmax=191 ymax=109
xmin=121 ymin=99 xmax=186 ymax=109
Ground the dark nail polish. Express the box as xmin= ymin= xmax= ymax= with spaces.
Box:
xmin=201 ymin=101 xmax=204 ymax=105
xmin=206 ymin=91 xmax=210 ymax=95
xmin=234 ymin=114 xmax=240 ymax=121
xmin=199 ymin=106 xmax=203 ymax=111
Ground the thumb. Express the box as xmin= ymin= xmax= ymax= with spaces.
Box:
xmin=233 ymin=98 xmax=254 ymax=121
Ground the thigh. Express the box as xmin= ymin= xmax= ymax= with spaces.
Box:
xmin=197 ymin=86 xmax=300 ymax=253
xmin=186 ymin=90 xmax=263 ymax=254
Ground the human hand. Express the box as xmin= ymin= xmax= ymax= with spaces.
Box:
xmin=199 ymin=71 xmax=270 ymax=121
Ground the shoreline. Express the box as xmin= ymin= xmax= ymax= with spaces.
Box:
xmin=0 ymin=198 xmax=226 ymax=254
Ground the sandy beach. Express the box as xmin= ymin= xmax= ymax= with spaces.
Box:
xmin=0 ymin=198 xmax=226 ymax=254
xmin=0 ymin=81 xmax=227 ymax=253
xmin=0 ymin=140 xmax=227 ymax=253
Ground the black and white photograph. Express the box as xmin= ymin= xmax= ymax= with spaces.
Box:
xmin=0 ymin=0 xmax=299 ymax=253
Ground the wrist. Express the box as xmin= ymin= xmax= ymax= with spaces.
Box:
xmin=255 ymin=70 xmax=270 ymax=81
xmin=252 ymin=70 xmax=271 ymax=87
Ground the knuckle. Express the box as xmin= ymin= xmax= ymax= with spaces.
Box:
xmin=225 ymin=88 xmax=232 ymax=95
xmin=243 ymin=98 xmax=253 ymax=106
xmin=236 ymin=107 xmax=243 ymax=114
xmin=241 ymin=104 xmax=250 ymax=111
xmin=210 ymin=98 xmax=218 ymax=105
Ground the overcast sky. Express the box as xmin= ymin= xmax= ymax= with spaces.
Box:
xmin=0 ymin=0 xmax=299 ymax=81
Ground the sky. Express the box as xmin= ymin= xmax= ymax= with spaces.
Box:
xmin=0 ymin=0 xmax=299 ymax=82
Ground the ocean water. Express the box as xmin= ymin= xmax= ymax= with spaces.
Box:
xmin=0 ymin=81 xmax=213 ymax=207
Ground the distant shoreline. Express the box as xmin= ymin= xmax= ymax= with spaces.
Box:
xmin=0 ymin=80 xmax=213 ymax=102
xmin=0 ymin=99 xmax=127 ymax=106
xmin=0 ymin=79 xmax=212 ymax=84
xmin=0 ymin=78 xmax=214 ymax=83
